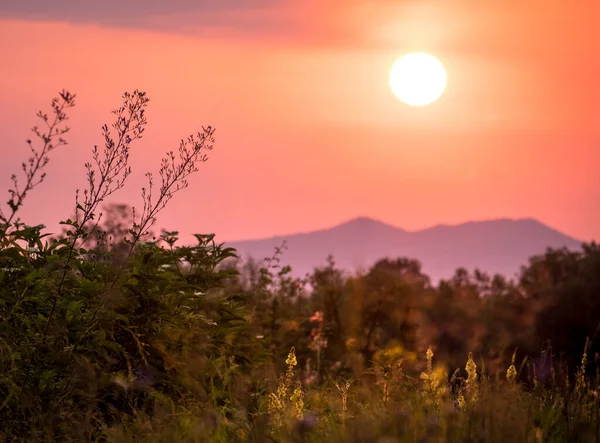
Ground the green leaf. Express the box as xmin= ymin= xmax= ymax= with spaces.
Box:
xmin=0 ymin=247 xmax=25 ymax=260
xmin=114 ymin=313 xmax=130 ymax=324
xmin=23 ymin=270 xmax=39 ymax=284
xmin=66 ymin=300 xmax=83 ymax=324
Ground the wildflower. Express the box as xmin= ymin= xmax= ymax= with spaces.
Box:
xmin=276 ymin=381 xmax=287 ymax=400
xmin=506 ymin=350 xmax=518 ymax=384
xmin=308 ymin=328 xmax=328 ymax=351
xmin=464 ymin=352 xmax=479 ymax=406
xmin=466 ymin=353 xmax=477 ymax=384
xmin=426 ymin=347 xmax=434 ymax=365
xmin=506 ymin=364 xmax=517 ymax=384
xmin=575 ymin=338 xmax=589 ymax=393
xmin=308 ymin=312 xmax=327 ymax=378
xmin=290 ymin=383 xmax=305 ymax=419
xmin=268 ymin=347 xmax=305 ymax=433
xmin=374 ymin=346 xmax=404 ymax=405
xmin=268 ymin=390 xmax=285 ymax=423
xmin=420 ymin=347 xmax=447 ymax=408
xmin=456 ymin=394 xmax=465 ymax=410
xmin=309 ymin=311 xmax=324 ymax=323
xmin=286 ymin=347 xmax=297 ymax=367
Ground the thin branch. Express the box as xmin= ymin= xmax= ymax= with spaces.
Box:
xmin=0 ymin=90 xmax=75 ymax=235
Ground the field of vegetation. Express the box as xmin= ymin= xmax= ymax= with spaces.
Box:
xmin=2 ymin=91 xmax=600 ymax=442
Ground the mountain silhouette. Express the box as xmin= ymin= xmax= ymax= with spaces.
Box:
xmin=225 ymin=217 xmax=582 ymax=283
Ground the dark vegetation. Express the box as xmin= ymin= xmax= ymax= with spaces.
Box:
xmin=2 ymin=91 xmax=600 ymax=442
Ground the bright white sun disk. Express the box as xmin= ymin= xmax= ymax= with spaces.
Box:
xmin=389 ymin=52 xmax=447 ymax=106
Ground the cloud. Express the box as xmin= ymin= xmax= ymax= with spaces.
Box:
xmin=0 ymin=0 xmax=377 ymax=49
xmin=0 ymin=0 xmax=280 ymax=32
xmin=4 ymin=0 xmax=596 ymax=55
xmin=0 ymin=0 xmax=433 ymax=48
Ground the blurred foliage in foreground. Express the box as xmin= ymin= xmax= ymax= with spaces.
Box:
xmin=2 ymin=90 xmax=600 ymax=442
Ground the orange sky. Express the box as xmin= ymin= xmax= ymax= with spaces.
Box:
xmin=1 ymin=0 xmax=599 ymax=243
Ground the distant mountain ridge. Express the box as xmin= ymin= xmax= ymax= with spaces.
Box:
xmin=225 ymin=217 xmax=583 ymax=283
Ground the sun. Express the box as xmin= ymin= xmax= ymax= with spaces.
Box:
xmin=389 ymin=52 xmax=447 ymax=106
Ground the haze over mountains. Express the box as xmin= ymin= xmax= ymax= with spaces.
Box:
xmin=225 ymin=217 xmax=582 ymax=283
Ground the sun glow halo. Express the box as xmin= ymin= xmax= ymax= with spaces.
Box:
xmin=389 ymin=52 xmax=447 ymax=106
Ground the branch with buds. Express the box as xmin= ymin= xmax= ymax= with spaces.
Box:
xmin=0 ymin=90 xmax=75 ymax=235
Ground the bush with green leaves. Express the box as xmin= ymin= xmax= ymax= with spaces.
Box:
xmin=4 ymin=90 xmax=600 ymax=443
xmin=0 ymin=90 xmax=262 ymax=441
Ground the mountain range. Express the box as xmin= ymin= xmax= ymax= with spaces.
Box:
xmin=224 ymin=217 xmax=582 ymax=283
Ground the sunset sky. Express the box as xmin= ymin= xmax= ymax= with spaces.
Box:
xmin=1 ymin=0 xmax=599 ymax=244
